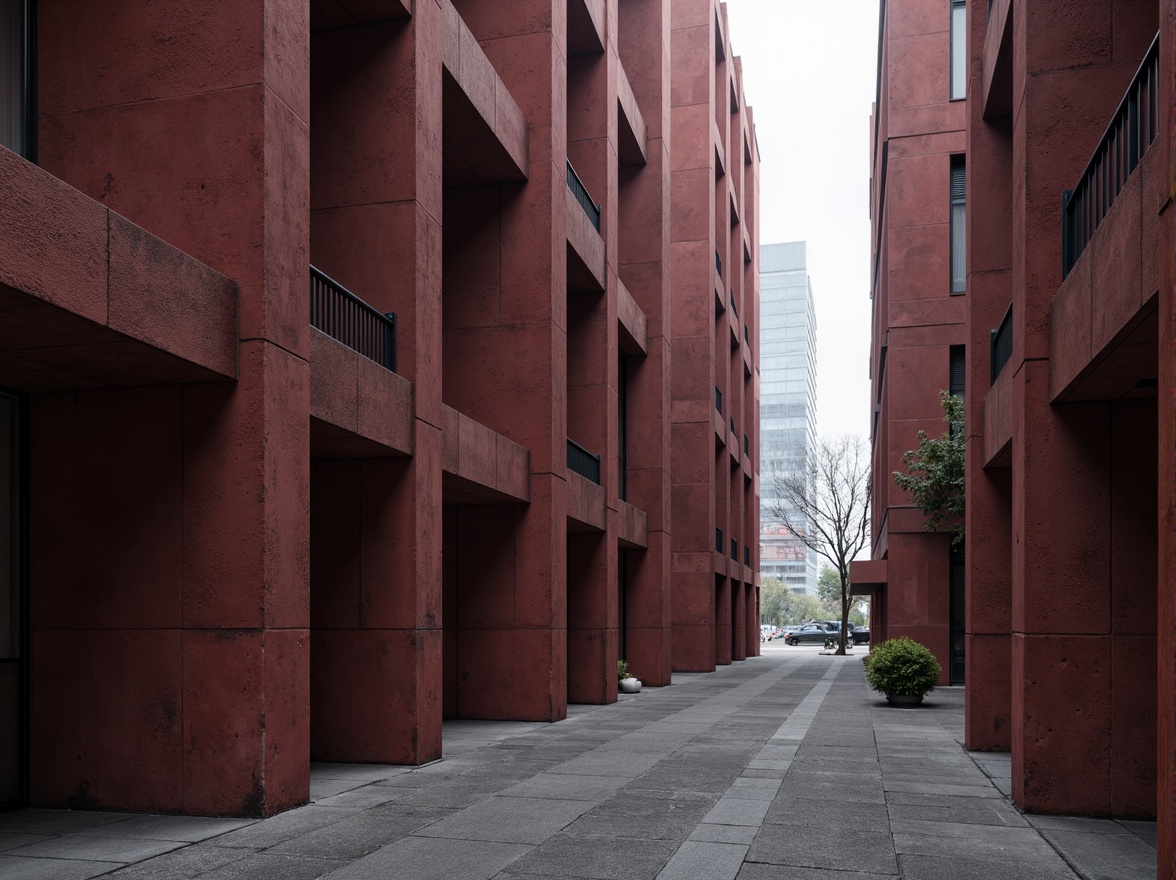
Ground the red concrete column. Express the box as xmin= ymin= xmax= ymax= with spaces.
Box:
xmin=617 ymin=0 xmax=673 ymax=685
xmin=1005 ymin=0 xmax=1158 ymax=817
xmin=308 ymin=3 xmax=445 ymax=767
xmin=443 ymin=0 xmax=569 ymax=721
xmin=731 ymin=578 xmax=746 ymax=661
xmin=670 ymin=0 xmax=719 ymax=672
xmin=568 ymin=530 xmax=619 ymax=703
xmin=32 ymin=0 xmax=310 ymax=815
xmin=1160 ymin=3 xmax=1176 ymax=870
xmin=309 ymin=434 xmax=443 ymax=765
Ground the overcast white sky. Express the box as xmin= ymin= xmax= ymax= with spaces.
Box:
xmin=724 ymin=0 xmax=880 ymax=440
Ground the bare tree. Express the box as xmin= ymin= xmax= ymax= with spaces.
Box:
xmin=767 ymin=435 xmax=871 ymax=655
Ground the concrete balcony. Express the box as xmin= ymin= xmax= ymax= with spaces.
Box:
xmin=0 ymin=148 xmax=237 ymax=393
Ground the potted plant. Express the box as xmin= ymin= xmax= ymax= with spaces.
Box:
xmin=863 ymin=637 xmax=940 ymax=705
xmin=618 ymin=659 xmax=642 ymax=694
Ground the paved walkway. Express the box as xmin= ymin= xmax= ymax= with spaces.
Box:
xmin=0 ymin=646 xmax=1158 ymax=879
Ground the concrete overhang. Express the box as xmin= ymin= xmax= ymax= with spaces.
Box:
xmin=617 ymin=64 xmax=648 ymax=167
xmin=0 ymin=148 xmax=237 ymax=393
xmin=982 ymin=0 xmax=1013 ymax=118
xmin=566 ymin=190 xmax=606 ymax=294
xmin=441 ymin=0 xmax=528 ymax=186
xmin=310 ymin=329 xmax=413 ymax=459
xmin=1049 ymin=145 xmax=1162 ymax=403
xmin=442 ymin=405 xmax=531 ymax=504
xmin=567 ymin=471 xmax=605 ymax=531
xmin=617 ymin=278 xmax=648 ymax=356
xmin=617 ymin=501 xmax=648 ymax=550
xmin=850 ymin=559 xmax=887 ymax=596
xmin=982 ymin=361 xmax=1014 ymax=468
xmin=568 ymin=0 xmax=605 ymax=56
xmin=311 ymin=0 xmax=411 ymax=31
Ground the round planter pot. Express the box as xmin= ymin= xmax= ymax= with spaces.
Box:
xmin=619 ymin=677 xmax=642 ymax=694
xmin=887 ymin=693 xmax=923 ymax=706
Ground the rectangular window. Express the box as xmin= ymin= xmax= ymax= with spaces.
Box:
xmin=950 ymin=0 xmax=967 ymax=100
xmin=950 ymin=157 xmax=966 ymax=293
xmin=949 ymin=345 xmax=965 ymax=399
xmin=0 ymin=0 xmax=31 ymax=159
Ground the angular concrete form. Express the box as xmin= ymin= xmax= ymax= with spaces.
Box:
xmin=0 ymin=0 xmax=759 ymax=819
xmin=862 ymin=0 xmax=1172 ymax=869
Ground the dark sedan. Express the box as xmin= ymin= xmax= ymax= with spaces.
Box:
xmin=783 ymin=622 xmax=839 ymax=646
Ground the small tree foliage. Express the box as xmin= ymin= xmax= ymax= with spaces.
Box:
xmin=759 ymin=578 xmax=824 ymax=626
xmin=893 ymin=391 xmax=965 ymax=550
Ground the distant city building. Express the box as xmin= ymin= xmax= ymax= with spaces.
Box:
xmin=759 ymin=242 xmax=819 ymax=595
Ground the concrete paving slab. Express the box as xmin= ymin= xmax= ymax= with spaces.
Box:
xmin=5 ymin=833 xmax=186 ymax=862
xmin=414 ymin=796 xmax=593 ymax=845
xmin=74 ymin=814 xmax=254 ymax=843
xmin=0 ymin=810 xmax=131 ymax=835
xmin=190 ymin=851 xmax=346 ymax=879
xmin=310 ymin=785 xmax=412 ymax=810
xmin=747 ymin=825 xmax=899 ymax=874
xmin=211 ymin=806 xmax=360 ymax=850
xmin=267 ymin=808 xmax=452 ymax=859
xmin=1120 ymin=819 xmax=1158 ymax=847
xmin=496 ymin=833 xmax=677 ymax=880
xmin=897 ymin=852 xmax=1079 ymax=880
xmin=887 ymin=800 xmax=1030 ymax=827
xmin=762 ymin=797 xmax=891 ymax=832
xmin=0 ymin=855 xmax=125 ymax=879
xmin=95 ymin=846 xmax=252 ymax=879
xmin=564 ymin=793 xmax=716 ymax=841
xmin=882 ymin=779 xmax=1003 ymax=798
xmin=656 ymin=840 xmax=747 ymax=880
xmin=737 ymin=865 xmax=897 ymax=880
xmin=688 ymin=823 xmax=759 ymax=845
xmin=328 ymin=836 xmax=530 ymax=880
xmin=0 ymin=832 xmax=52 ymax=853
xmin=893 ymin=829 xmax=1076 ymax=872
xmin=1038 ymin=827 xmax=1158 ymax=880
xmin=700 ymin=797 xmax=772 ymax=826
xmin=498 ymin=773 xmax=628 ymax=802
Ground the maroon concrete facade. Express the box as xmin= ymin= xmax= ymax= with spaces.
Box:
xmin=854 ymin=0 xmax=967 ymax=685
xmin=0 ymin=0 xmax=759 ymax=818
xmin=669 ymin=1 xmax=762 ymax=673
xmin=863 ymin=0 xmax=1174 ymax=865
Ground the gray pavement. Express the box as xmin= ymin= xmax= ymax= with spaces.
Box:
xmin=0 ymin=645 xmax=1157 ymax=879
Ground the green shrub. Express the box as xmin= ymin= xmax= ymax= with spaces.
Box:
xmin=617 ymin=660 xmax=630 ymax=681
xmin=864 ymin=638 xmax=941 ymax=699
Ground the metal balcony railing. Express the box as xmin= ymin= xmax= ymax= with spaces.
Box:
xmin=567 ymin=438 xmax=601 ymax=484
xmin=310 ymin=266 xmax=397 ymax=372
xmin=1062 ymin=33 xmax=1159 ymax=279
xmin=990 ymin=305 xmax=1013 ymax=384
xmin=566 ymin=159 xmax=601 ymax=231
xmin=716 ymin=527 xmax=724 ymax=554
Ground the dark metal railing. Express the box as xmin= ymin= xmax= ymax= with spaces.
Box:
xmin=566 ymin=159 xmax=601 ymax=231
xmin=716 ymin=527 xmax=724 ymax=554
xmin=715 ymin=251 xmax=723 ymax=280
xmin=310 ymin=266 xmax=397 ymax=372
xmin=715 ymin=386 xmax=723 ymax=414
xmin=990 ymin=305 xmax=1013 ymax=384
xmin=1062 ymin=33 xmax=1159 ymax=279
xmin=567 ymin=438 xmax=602 ymax=484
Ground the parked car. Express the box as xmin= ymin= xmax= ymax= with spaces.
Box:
xmin=783 ymin=622 xmax=839 ymax=646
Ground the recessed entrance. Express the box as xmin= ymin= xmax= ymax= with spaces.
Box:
xmin=0 ymin=390 xmax=25 ymax=808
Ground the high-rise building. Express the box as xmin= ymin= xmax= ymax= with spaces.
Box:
xmin=758 ymin=242 xmax=819 ymax=595
xmin=0 ymin=0 xmax=760 ymax=818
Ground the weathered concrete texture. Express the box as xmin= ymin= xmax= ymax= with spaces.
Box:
xmin=0 ymin=648 xmax=1155 ymax=879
